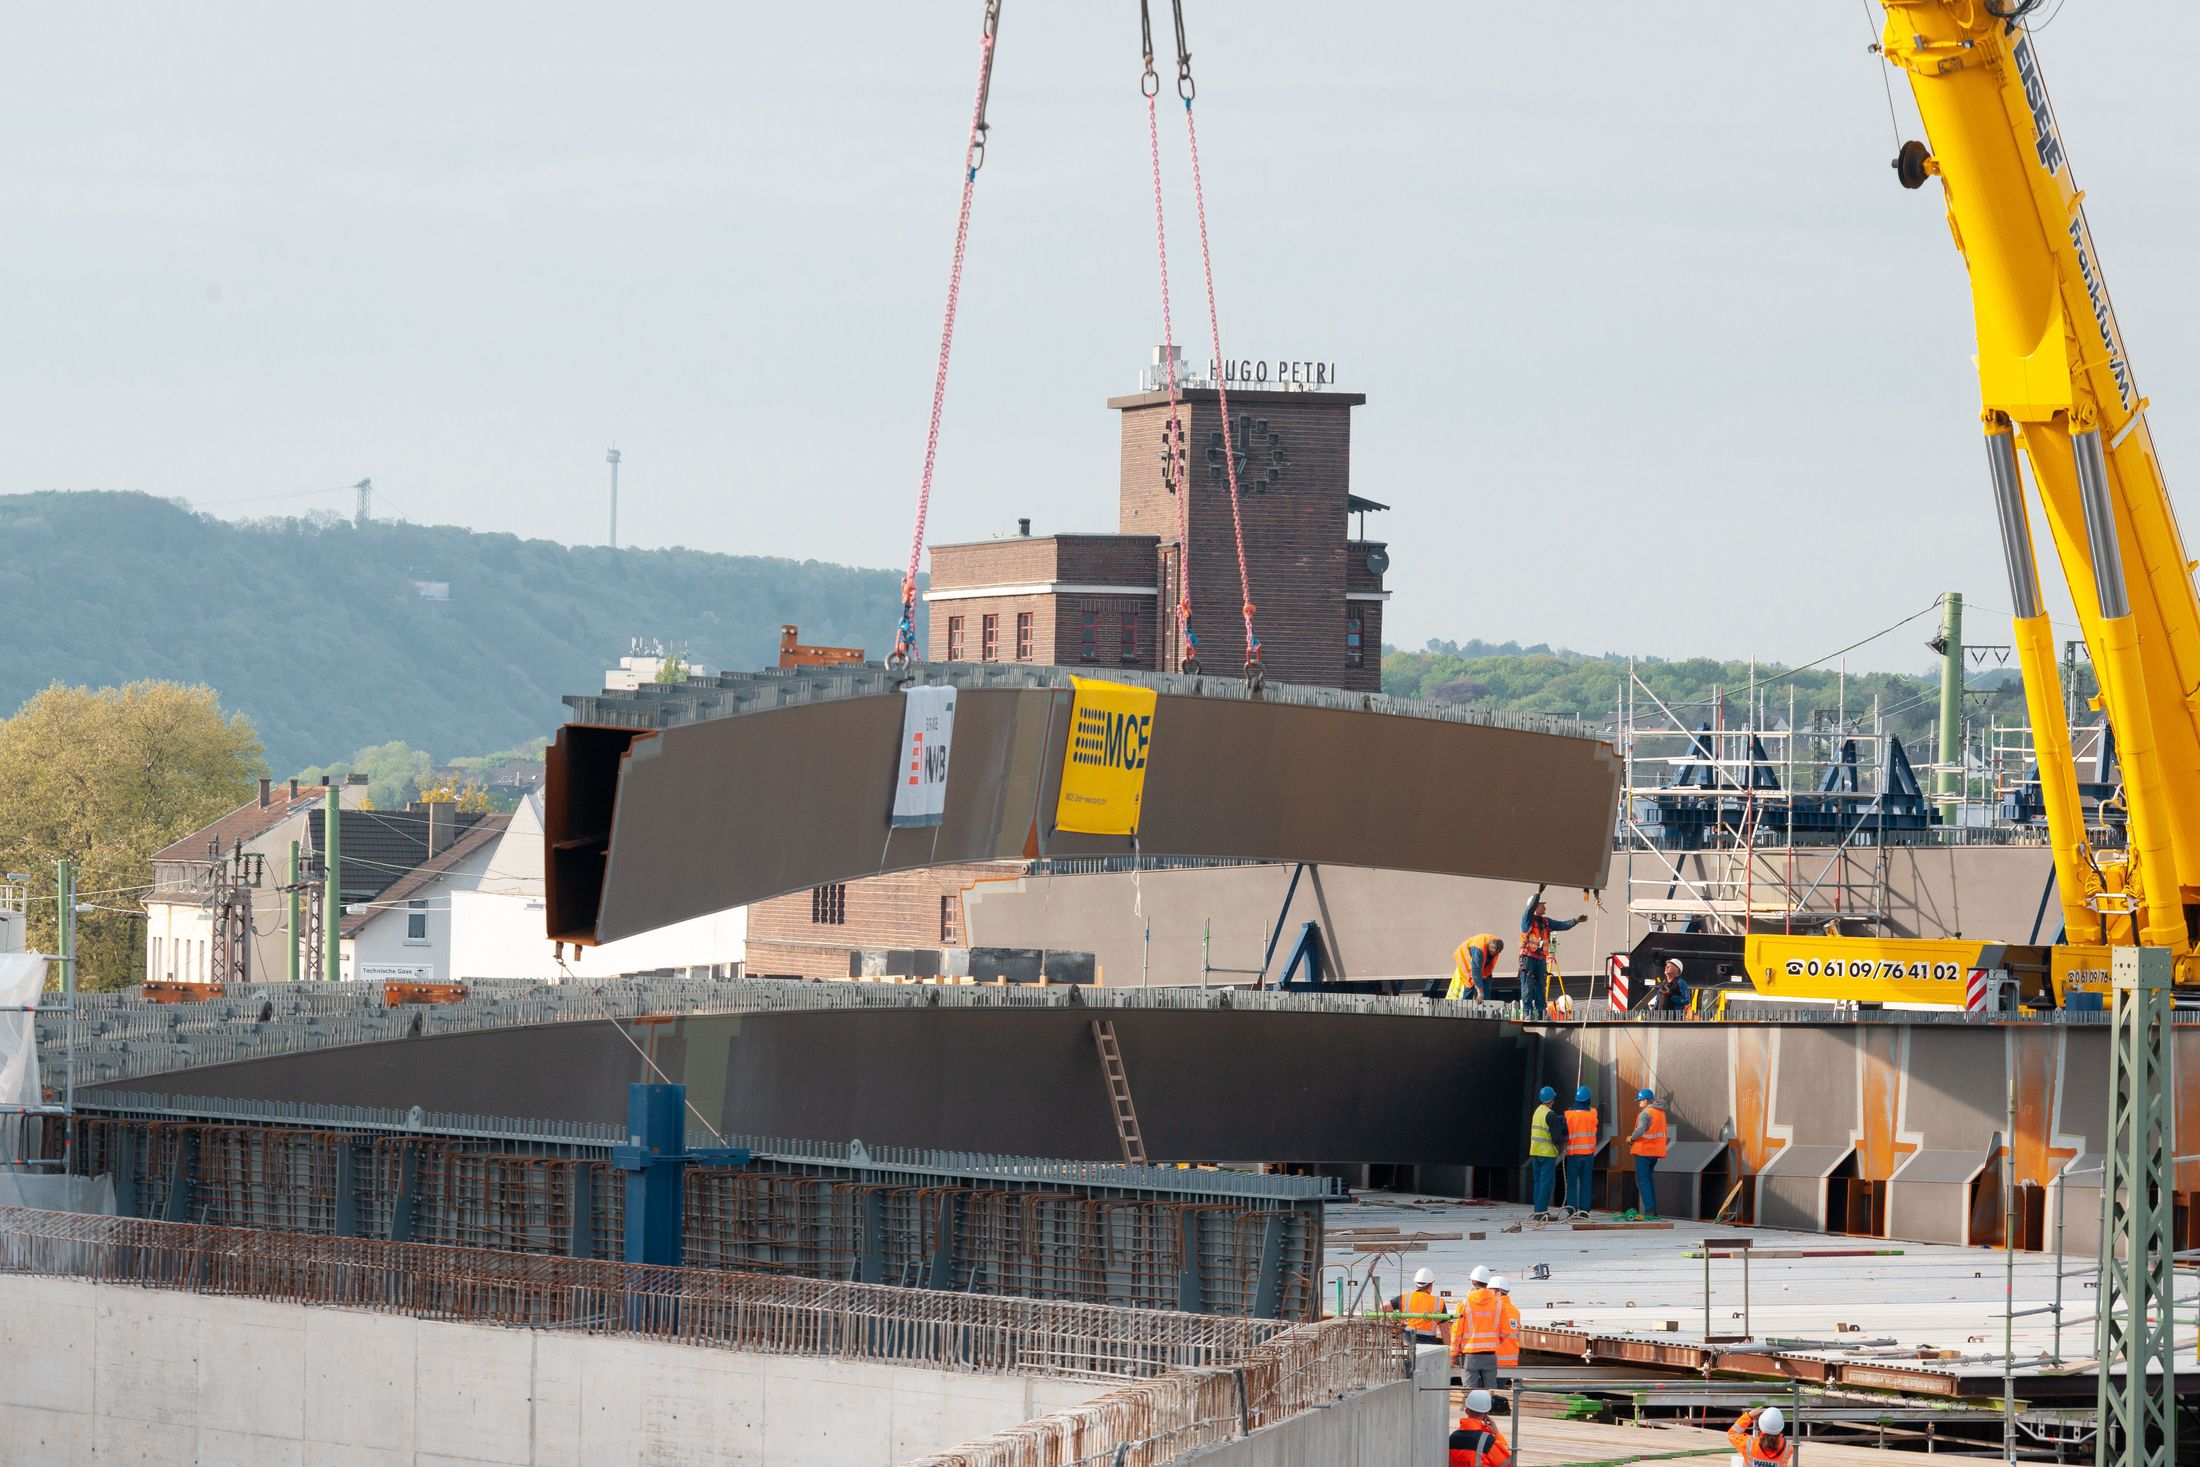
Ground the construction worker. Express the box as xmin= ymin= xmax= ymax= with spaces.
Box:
xmin=1729 ymin=1406 xmax=1790 ymax=1465
xmin=1653 ymin=957 xmax=1693 ymax=1016
xmin=1527 ymin=1085 xmax=1564 ymax=1221
xmin=1449 ymin=1389 xmax=1513 ymax=1467
xmin=1382 ymin=1266 xmax=1446 ymax=1347
xmin=1450 ymin=1267 xmax=1503 ymax=1391
xmin=1626 ymin=1087 xmax=1667 ymax=1220
xmin=1443 ymin=933 xmax=1505 ymax=1002
xmin=1561 ymin=1084 xmax=1599 ymax=1219
xmin=1518 ymin=885 xmax=1585 ymax=1020
xmin=1490 ymin=1274 xmax=1520 ymax=1378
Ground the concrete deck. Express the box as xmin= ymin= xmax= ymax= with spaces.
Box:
xmin=1323 ymin=1194 xmax=2180 ymax=1394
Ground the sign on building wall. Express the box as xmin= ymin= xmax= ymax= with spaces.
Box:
xmin=890 ymin=686 xmax=957 ymax=828
xmin=359 ymin=962 xmax=434 ymax=984
xmin=1055 ymin=678 xmax=1157 ymax=836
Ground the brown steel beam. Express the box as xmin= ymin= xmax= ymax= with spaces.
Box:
xmin=549 ymin=676 xmax=1621 ymax=944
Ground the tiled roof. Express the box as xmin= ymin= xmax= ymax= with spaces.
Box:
xmin=337 ymin=813 xmax=511 ymax=937
xmin=151 ymin=786 xmax=332 ymax=865
xmin=307 ymin=807 xmax=491 ymax=905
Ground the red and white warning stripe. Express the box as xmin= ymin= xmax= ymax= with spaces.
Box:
xmin=1964 ymin=968 xmax=1989 ymax=1014
xmin=1608 ymin=954 xmax=1630 ymax=1012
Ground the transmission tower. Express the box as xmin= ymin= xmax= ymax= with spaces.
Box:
xmin=606 ymin=448 xmax=621 ymax=549
xmin=353 ymin=478 xmax=372 ymax=526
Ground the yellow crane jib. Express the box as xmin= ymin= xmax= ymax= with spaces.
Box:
xmin=1875 ymin=2 xmax=2200 ymax=971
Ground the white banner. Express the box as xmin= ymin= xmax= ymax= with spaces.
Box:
xmin=0 ymin=952 xmax=46 ymax=1165
xmin=890 ymin=685 xmax=957 ymax=828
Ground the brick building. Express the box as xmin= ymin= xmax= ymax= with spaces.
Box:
xmin=929 ymin=374 xmax=1386 ymax=691
xmin=755 ymin=363 xmax=1389 ymax=981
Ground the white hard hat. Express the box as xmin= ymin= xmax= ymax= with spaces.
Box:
xmin=1413 ymin=1267 xmax=1435 ymax=1286
xmin=1489 ymin=1274 xmax=1510 ymax=1292
xmin=1466 ymin=1389 xmax=1494 ymax=1414
xmin=1758 ymin=1407 xmax=1786 ymax=1436
xmin=1469 ymin=1265 xmax=1492 ymax=1285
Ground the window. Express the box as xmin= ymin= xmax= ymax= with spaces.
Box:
xmin=1080 ymin=606 xmax=1099 ymax=663
xmin=1346 ymin=607 xmax=1365 ymax=667
xmin=151 ymin=936 xmax=162 ymax=980
xmin=811 ymin=883 xmax=847 ymax=925
xmin=406 ymin=900 xmax=429 ymax=942
xmin=980 ymin=613 xmax=999 ymax=661
xmin=1015 ymin=611 xmax=1033 ymax=662
xmin=946 ymin=615 xmax=965 ymax=661
xmin=940 ymin=894 xmax=962 ymax=945
xmin=1120 ymin=611 xmax=1138 ymax=665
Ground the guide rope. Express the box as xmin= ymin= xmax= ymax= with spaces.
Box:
xmin=891 ymin=1 xmax=1004 ymax=671
xmin=1140 ymin=2 xmax=1197 ymax=674
xmin=1168 ymin=1 xmax=1263 ymax=688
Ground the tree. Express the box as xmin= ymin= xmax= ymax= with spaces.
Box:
xmin=297 ymin=740 xmax=433 ymax=810
xmin=0 ymin=681 xmax=265 ymax=990
xmin=416 ymin=775 xmax=494 ymax=813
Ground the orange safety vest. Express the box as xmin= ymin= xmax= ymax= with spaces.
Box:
xmin=1454 ymin=934 xmax=1501 ymax=986
xmin=1496 ymin=1294 xmax=1521 ymax=1368
xmin=1563 ymin=1108 xmax=1598 ymax=1157
xmin=1450 ymin=1415 xmax=1514 ymax=1467
xmin=1450 ymin=1287 xmax=1503 ymax=1355
xmin=1401 ymin=1288 xmax=1444 ymax=1334
xmin=1729 ymin=1412 xmax=1792 ymax=1465
xmin=1633 ymin=1105 xmax=1669 ymax=1158
xmin=1520 ymin=914 xmax=1553 ymax=961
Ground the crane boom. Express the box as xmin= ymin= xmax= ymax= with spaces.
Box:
xmin=1882 ymin=1 xmax=2200 ymax=962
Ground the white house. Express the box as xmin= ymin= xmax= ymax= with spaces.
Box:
xmin=448 ymin=794 xmax=746 ymax=981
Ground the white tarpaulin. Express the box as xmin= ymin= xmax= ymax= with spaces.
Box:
xmin=0 ymin=952 xmax=46 ymax=1165
xmin=889 ymin=685 xmax=957 ymax=828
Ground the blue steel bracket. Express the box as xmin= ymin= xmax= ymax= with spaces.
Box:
xmin=617 ymin=1083 xmax=751 ymax=1267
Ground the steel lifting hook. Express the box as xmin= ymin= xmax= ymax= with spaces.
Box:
xmin=968 ymin=0 xmax=1003 ymax=176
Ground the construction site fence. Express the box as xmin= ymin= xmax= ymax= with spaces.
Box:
xmin=0 ymin=1204 xmax=1293 ymax=1384
xmin=903 ymin=1316 xmax=1407 ymax=1467
xmin=51 ymin=1115 xmax=1323 ymax=1320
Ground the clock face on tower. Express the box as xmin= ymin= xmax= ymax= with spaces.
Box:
xmin=1206 ymin=415 xmax=1288 ymax=494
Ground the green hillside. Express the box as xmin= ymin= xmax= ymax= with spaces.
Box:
xmin=1382 ymin=638 xmax=2069 ymax=752
xmin=0 ymin=492 xmax=903 ymax=774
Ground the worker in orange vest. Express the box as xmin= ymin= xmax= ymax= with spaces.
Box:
xmin=1382 ymin=1266 xmax=1447 ymax=1347
xmin=1729 ymin=1406 xmax=1791 ymax=1464
xmin=1443 ymin=933 xmax=1505 ymax=1002
xmin=1450 ymin=1389 xmax=1513 ymax=1467
xmin=1449 ymin=1268 xmax=1504 ymax=1391
xmin=1490 ymin=1274 xmax=1520 ymax=1376
xmin=1518 ymin=884 xmax=1586 ymax=1019
xmin=1561 ymin=1085 xmax=1600 ymax=1219
xmin=1626 ymin=1087 xmax=1668 ymax=1220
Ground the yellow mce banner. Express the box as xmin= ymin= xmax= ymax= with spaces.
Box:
xmin=1742 ymin=934 xmax=1992 ymax=1006
xmin=1055 ymin=678 xmax=1157 ymax=836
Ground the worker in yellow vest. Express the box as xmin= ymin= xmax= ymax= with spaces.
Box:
xmin=1444 ymin=933 xmax=1505 ymax=1002
xmin=1449 ymin=1267 xmax=1504 ymax=1391
xmin=1561 ymin=1085 xmax=1600 ymax=1219
xmin=1490 ymin=1274 xmax=1520 ymax=1376
xmin=1626 ymin=1087 xmax=1668 ymax=1220
xmin=1527 ymin=1086 xmax=1564 ymax=1221
xmin=1382 ymin=1266 xmax=1447 ymax=1347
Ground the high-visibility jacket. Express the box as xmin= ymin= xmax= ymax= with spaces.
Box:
xmin=1729 ymin=1411 xmax=1792 ymax=1465
xmin=1447 ymin=934 xmax=1503 ymax=1001
xmin=1563 ymin=1107 xmax=1599 ymax=1157
xmin=1632 ymin=1105 xmax=1669 ymax=1158
xmin=1399 ymin=1287 xmax=1444 ymax=1334
xmin=1450 ymin=1287 xmax=1503 ymax=1356
xmin=1496 ymin=1294 xmax=1521 ymax=1368
xmin=1450 ymin=1414 xmax=1513 ymax=1467
xmin=1528 ymin=1103 xmax=1563 ymax=1159
xmin=1519 ymin=914 xmax=1553 ymax=961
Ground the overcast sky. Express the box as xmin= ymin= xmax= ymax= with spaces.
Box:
xmin=5 ymin=4 xmax=2196 ymax=676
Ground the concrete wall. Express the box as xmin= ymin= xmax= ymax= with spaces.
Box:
xmin=0 ymin=1274 xmax=1100 ymax=1466
xmin=1174 ymin=1345 xmax=1450 ymax=1467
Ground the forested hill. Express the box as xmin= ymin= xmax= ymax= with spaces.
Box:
xmin=1381 ymin=638 xmax=2051 ymax=749
xmin=0 ymin=492 xmax=902 ymax=773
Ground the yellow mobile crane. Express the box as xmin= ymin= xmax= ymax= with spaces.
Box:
xmin=1737 ymin=1 xmax=2200 ymax=1010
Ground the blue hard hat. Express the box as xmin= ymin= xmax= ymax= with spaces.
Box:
xmin=1574 ymin=1085 xmax=1592 ymax=1105
xmin=1637 ymin=1088 xmax=1655 ymax=1102
xmin=1538 ymin=1086 xmax=1556 ymax=1103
